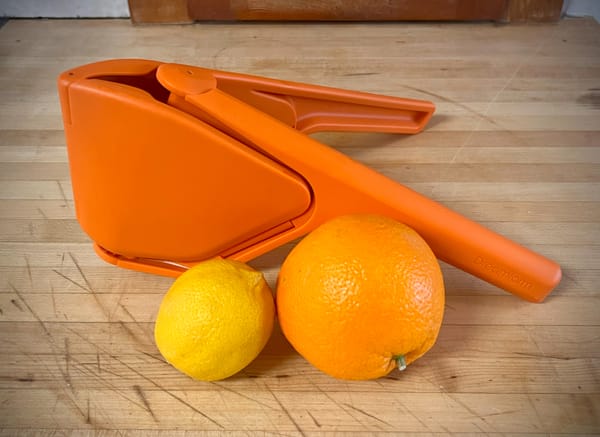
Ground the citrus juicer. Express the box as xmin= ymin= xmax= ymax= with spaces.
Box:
xmin=57 ymin=59 xmax=561 ymax=302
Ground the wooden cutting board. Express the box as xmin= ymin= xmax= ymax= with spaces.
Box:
xmin=0 ymin=17 xmax=599 ymax=435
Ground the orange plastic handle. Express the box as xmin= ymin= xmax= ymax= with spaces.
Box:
xmin=191 ymin=65 xmax=434 ymax=135
xmin=158 ymin=64 xmax=561 ymax=302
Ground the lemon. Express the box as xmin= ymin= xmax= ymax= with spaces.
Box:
xmin=154 ymin=258 xmax=275 ymax=381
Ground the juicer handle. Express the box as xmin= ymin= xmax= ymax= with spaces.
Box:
xmin=159 ymin=67 xmax=561 ymax=302
xmin=248 ymin=81 xmax=436 ymax=135
xmin=366 ymin=176 xmax=563 ymax=302
xmin=158 ymin=63 xmax=435 ymax=135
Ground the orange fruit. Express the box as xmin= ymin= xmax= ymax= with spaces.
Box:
xmin=276 ymin=214 xmax=445 ymax=380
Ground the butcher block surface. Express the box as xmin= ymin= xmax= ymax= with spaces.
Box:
xmin=0 ymin=17 xmax=599 ymax=435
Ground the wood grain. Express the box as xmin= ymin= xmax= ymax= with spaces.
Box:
xmin=0 ymin=17 xmax=599 ymax=435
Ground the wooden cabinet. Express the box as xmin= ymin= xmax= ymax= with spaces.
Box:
xmin=128 ymin=0 xmax=564 ymax=24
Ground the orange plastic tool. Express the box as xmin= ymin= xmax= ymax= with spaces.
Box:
xmin=57 ymin=59 xmax=561 ymax=302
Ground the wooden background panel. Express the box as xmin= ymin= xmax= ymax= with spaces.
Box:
xmin=127 ymin=0 xmax=565 ymax=23
xmin=190 ymin=0 xmax=508 ymax=22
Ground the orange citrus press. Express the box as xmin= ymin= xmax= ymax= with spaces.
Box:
xmin=57 ymin=59 xmax=561 ymax=302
